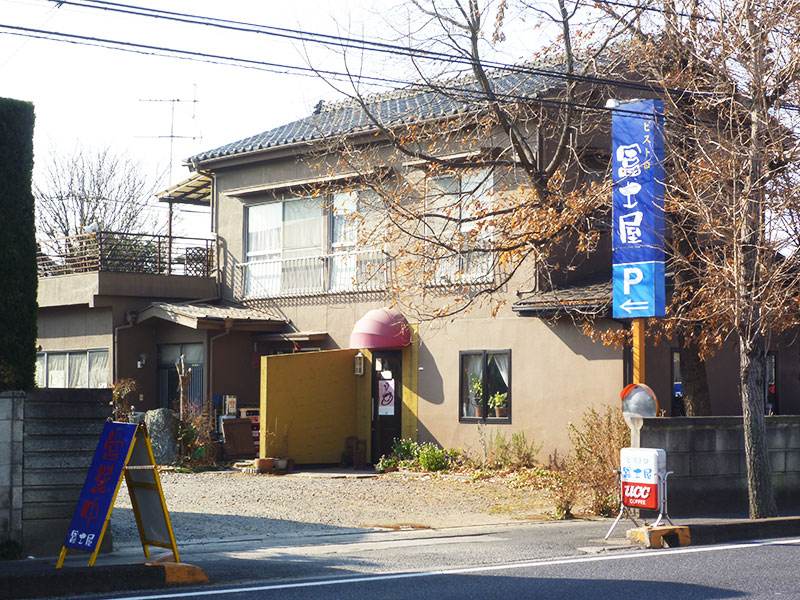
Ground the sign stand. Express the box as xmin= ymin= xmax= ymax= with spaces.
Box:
xmin=606 ymin=470 xmax=673 ymax=540
xmin=57 ymin=421 xmax=180 ymax=568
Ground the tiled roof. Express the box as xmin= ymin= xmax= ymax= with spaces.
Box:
xmin=513 ymin=275 xmax=612 ymax=317
xmin=136 ymin=301 xmax=286 ymax=329
xmin=148 ymin=302 xmax=283 ymax=322
xmin=188 ymin=58 xmax=572 ymax=164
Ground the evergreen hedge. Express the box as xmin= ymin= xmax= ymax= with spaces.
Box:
xmin=0 ymin=98 xmax=37 ymax=391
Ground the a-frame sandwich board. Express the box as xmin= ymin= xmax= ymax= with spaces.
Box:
xmin=57 ymin=421 xmax=180 ymax=568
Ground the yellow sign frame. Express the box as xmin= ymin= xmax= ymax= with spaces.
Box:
xmin=57 ymin=422 xmax=180 ymax=568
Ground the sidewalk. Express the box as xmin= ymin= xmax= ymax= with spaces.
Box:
xmin=4 ymin=514 xmax=800 ymax=600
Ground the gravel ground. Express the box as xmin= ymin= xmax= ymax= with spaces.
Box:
xmin=110 ymin=469 xmax=556 ymax=546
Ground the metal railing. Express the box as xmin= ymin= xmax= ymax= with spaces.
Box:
xmin=37 ymin=231 xmax=215 ymax=278
xmin=237 ymin=250 xmax=388 ymax=299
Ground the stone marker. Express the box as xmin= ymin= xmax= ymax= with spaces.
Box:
xmin=145 ymin=408 xmax=179 ymax=465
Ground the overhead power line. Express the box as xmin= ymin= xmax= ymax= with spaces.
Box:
xmin=0 ymin=22 xmax=693 ymax=122
xmin=5 ymin=0 xmax=800 ymax=118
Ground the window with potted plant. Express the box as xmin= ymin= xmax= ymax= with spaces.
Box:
xmin=459 ymin=350 xmax=510 ymax=422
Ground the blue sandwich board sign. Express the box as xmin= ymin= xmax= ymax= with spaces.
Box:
xmin=612 ymin=99 xmax=666 ymax=318
xmin=57 ymin=421 xmax=180 ymax=568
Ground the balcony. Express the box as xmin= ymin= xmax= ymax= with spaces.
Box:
xmin=37 ymin=231 xmax=215 ymax=278
xmin=237 ymin=250 xmax=389 ymax=299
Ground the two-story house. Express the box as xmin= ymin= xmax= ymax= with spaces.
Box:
xmin=35 ymin=58 xmax=800 ymax=465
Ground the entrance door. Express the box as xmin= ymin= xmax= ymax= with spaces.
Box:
xmin=371 ymin=350 xmax=402 ymax=463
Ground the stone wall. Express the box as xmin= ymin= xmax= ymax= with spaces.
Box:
xmin=21 ymin=389 xmax=111 ymax=555
xmin=640 ymin=416 xmax=800 ymax=515
xmin=0 ymin=392 xmax=24 ymax=550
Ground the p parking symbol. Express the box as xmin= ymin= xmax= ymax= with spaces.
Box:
xmin=623 ymin=267 xmax=643 ymax=295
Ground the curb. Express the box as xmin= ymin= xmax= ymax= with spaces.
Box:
xmin=688 ymin=516 xmax=800 ymax=546
xmin=0 ymin=561 xmax=208 ymax=600
xmin=625 ymin=516 xmax=800 ymax=549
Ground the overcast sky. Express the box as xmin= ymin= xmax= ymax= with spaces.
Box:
xmin=0 ymin=0 xmax=395 ymax=233
xmin=1 ymin=0 xmax=542 ymax=235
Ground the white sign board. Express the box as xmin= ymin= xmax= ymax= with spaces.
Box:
xmin=378 ymin=379 xmax=395 ymax=416
xmin=620 ymin=447 xmax=666 ymax=510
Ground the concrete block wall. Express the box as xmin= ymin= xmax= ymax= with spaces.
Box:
xmin=0 ymin=391 xmax=24 ymax=547
xmin=640 ymin=416 xmax=800 ymax=515
xmin=22 ymin=389 xmax=111 ymax=555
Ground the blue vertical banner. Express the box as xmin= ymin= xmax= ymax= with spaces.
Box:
xmin=612 ymin=99 xmax=666 ymax=318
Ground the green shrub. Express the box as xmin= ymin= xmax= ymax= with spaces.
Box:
xmin=549 ymin=467 xmax=580 ymax=520
xmin=392 ymin=438 xmax=420 ymax=461
xmin=375 ymin=454 xmax=399 ymax=473
xmin=508 ymin=431 xmax=542 ymax=469
xmin=417 ymin=443 xmax=450 ymax=471
xmin=0 ymin=98 xmax=37 ymax=392
xmin=484 ymin=430 xmax=541 ymax=470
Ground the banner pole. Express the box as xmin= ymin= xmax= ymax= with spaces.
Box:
xmin=632 ymin=317 xmax=645 ymax=384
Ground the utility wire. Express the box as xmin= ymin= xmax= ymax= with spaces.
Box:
xmin=0 ymin=23 xmax=721 ymax=122
xmin=18 ymin=0 xmax=800 ymax=114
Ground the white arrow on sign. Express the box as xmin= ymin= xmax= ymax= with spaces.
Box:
xmin=619 ymin=299 xmax=649 ymax=314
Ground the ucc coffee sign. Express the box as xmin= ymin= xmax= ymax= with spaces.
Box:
xmin=620 ymin=447 xmax=666 ymax=510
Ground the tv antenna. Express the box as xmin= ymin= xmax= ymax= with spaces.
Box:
xmin=138 ymin=86 xmax=201 ymax=182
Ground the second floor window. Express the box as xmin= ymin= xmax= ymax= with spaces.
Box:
xmin=426 ymin=169 xmax=493 ymax=285
xmin=242 ymin=190 xmax=386 ymax=298
xmin=245 ymin=197 xmax=323 ymax=296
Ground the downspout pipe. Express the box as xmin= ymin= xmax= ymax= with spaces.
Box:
xmin=208 ymin=318 xmax=234 ymax=408
xmin=113 ymin=310 xmax=138 ymax=384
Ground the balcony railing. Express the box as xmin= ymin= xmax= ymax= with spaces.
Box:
xmin=37 ymin=231 xmax=215 ymax=278
xmin=237 ymin=250 xmax=389 ymax=299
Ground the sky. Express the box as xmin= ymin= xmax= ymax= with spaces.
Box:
xmin=0 ymin=0 xmax=546 ymax=236
xmin=0 ymin=0 xmax=391 ymax=235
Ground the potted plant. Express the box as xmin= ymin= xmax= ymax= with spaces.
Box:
xmin=469 ymin=374 xmax=484 ymax=418
xmin=488 ymin=392 xmax=508 ymax=417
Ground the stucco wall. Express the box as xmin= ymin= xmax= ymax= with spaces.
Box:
xmin=416 ymin=314 xmax=623 ymax=459
xmin=37 ymin=305 xmax=113 ymax=354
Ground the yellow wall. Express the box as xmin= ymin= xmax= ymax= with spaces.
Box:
xmin=401 ymin=324 xmax=419 ymax=441
xmin=260 ymin=349 xmax=358 ymax=463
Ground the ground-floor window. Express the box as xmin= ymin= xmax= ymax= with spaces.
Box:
xmin=35 ymin=349 xmax=110 ymax=388
xmin=459 ymin=350 xmax=511 ymax=422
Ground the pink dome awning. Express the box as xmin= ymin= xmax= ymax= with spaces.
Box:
xmin=349 ymin=307 xmax=411 ymax=349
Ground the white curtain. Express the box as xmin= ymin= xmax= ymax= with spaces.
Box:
xmin=69 ymin=352 xmax=88 ymax=388
xmin=462 ymin=353 xmax=484 ymax=418
xmin=48 ymin=353 xmax=66 ymax=388
xmin=490 ymin=352 xmax=509 ymax=389
xmin=331 ymin=191 xmax=358 ymax=248
xmin=283 ymin=198 xmax=322 ymax=257
xmin=35 ymin=354 xmax=46 ymax=388
xmin=246 ymin=202 xmax=282 ymax=258
xmin=88 ymin=350 xmax=110 ymax=388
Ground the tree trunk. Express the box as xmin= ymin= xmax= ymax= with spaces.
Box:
xmin=740 ymin=336 xmax=777 ymax=519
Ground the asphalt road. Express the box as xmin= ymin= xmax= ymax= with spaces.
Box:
xmin=52 ymin=521 xmax=800 ymax=600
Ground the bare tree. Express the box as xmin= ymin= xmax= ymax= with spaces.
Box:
xmin=302 ymin=1 xmax=800 ymax=517
xmin=34 ymin=145 xmax=163 ymax=241
xmin=589 ymin=0 xmax=800 ymax=519
xmin=307 ymin=0 xmax=623 ymax=320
